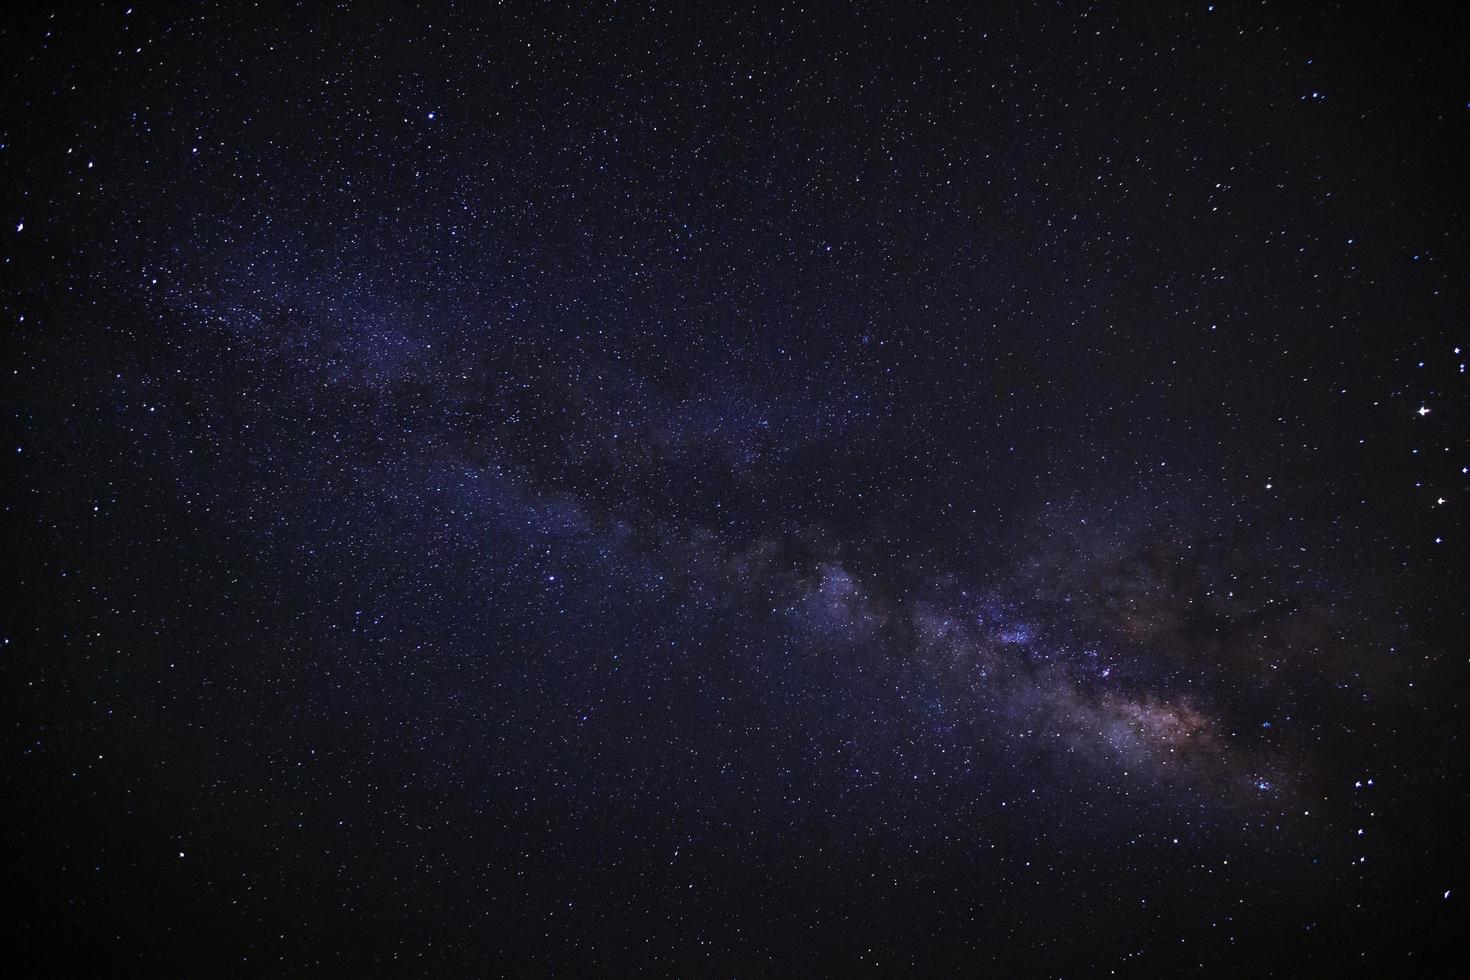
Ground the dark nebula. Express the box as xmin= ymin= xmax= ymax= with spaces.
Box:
xmin=3 ymin=2 xmax=1467 ymax=975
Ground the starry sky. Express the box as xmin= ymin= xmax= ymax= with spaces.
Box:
xmin=3 ymin=2 xmax=1468 ymax=975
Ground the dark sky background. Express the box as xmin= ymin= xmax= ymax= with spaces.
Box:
xmin=3 ymin=2 xmax=1467 ymax=975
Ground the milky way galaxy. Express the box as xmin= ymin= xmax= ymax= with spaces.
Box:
xmin=3 ymin=3 xmax=1467 ymax=975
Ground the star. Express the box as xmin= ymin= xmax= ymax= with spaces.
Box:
xmin=1 ymin=3 xmax=1462 ymax=974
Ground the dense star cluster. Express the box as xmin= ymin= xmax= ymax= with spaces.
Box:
xmin=2 ymin=2 xmax=1467 ymax=975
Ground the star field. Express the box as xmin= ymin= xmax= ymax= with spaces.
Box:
xmin=2 ymin=2 xmax=1468 ymax=975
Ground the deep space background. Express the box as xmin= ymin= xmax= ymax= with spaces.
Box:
xmin=3 ymin=2 xmax=1469 ymax=975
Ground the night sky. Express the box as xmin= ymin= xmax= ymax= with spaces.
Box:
xmin=3 ymin=2 xmax=1468 ymax=975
